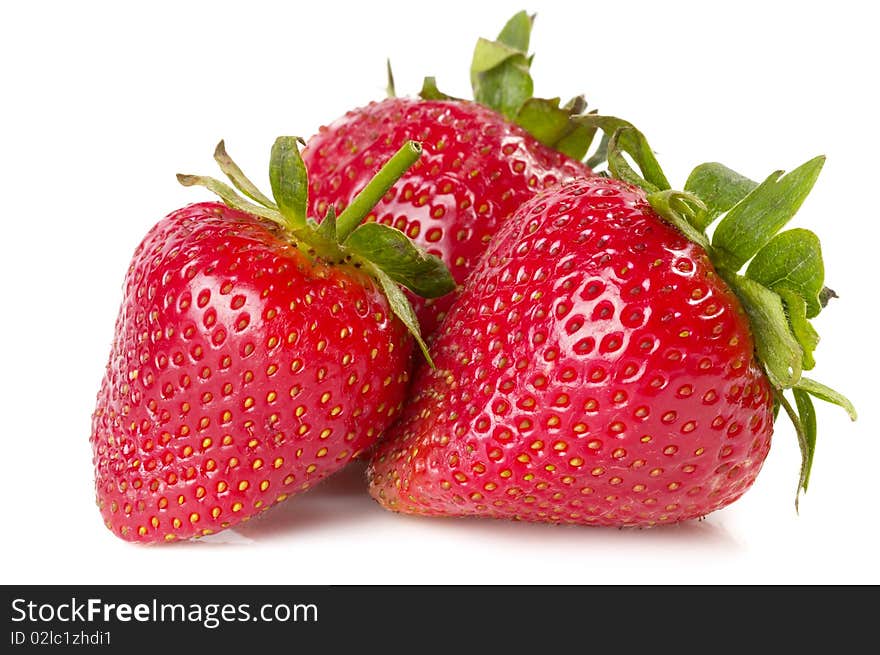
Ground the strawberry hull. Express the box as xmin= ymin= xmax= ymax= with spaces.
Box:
xmin=369 ymin=177 xmax=775 ymax=527
xmin=304 ymin=98 xmax=591 ymax=337
xmin=92 ymin=202 xmax=413 ymax=542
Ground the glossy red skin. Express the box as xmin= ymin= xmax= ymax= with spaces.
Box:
xmin=92 ymin=202 xmax=413 ymax=542
xmin=369 ymin=177 xmax=774 ymax=526
xmin=303 ymin=97 xmax=591 ymax=337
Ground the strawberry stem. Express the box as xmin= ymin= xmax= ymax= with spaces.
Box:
xmin=335 ymin=141 xmax=423 ymax=241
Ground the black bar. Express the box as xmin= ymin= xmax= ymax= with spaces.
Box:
xmin=0 ymin=585 xmax=871 ymax=650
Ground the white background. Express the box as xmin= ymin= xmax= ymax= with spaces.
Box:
xmin=2 ymin=0 xmax=877 ymax=584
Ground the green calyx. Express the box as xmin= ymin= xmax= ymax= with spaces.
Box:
xmin=177 ymin=138 xmax=455 ymax=365
xmin=576 ymin=115 xmax=856 ymax=506
xmin=387 ymin=10 xmax=601 ymax=163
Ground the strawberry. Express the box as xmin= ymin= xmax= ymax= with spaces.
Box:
xmin=91 ymin=138 xmax=453 ymax=542
xmin=304 ymin=12 xmax=601 ymax=337
xmin=369 ymin=118 xmax=856 ymax=526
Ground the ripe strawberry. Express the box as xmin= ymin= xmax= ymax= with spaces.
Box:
xmin=369 ymin=118 xmax=855 ymax=526
xmin=92 ymin=138 xmax=453 ymax=542
xmin=304 ymin=12 xmax=600 ymax=337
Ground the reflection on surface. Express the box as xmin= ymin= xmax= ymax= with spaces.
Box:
xmin=193 ymin=461 xmax=741 ymax=553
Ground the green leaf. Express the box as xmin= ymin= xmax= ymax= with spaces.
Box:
xmin=646 ymin=190 xmax=710 ymax=249
xmin=776 ymin=289 xmax=818 ymax=370
xmin=724 ymin=274 xmax=802 ymax=389
xmin=176 ymin=174 xmax=287 ymax=228
xmin=269 ymin=136 xmax=309 ymax=230
xmin=496 ymin=10 xmax=532 ymax=50
xmin=386 ymin=59 xmax=396 ymax=98
xmin=683 ymin=162 xmax=757 ymax=231
xmin=470 ymin=12 xmax=534 ymax=119
xmin=419 ymin=76 xmax=457 ymax=101
xmin=711 ymin=156 xmax=825 ymax=272
xmin=746 ymin=228 xmax=824 ymax=318
xmin=554 ymin=100 xmax=596 ymax=161
xmin=574 ymin=116 xmax=670 ymax=192
xmin=345 ymin=222 xmax=455 ymax=298
xmin=316 ymin=205 xmax=337 ymax=243
xmin=555 ymin=122 xmax=597 ymax=162
xmin=213 ymin=141 xmax=278 ymax=210
xmin=607 ymin=126 xmax=671 ymax=193
xmin=794 ymin=377 xmax=857 ymax=421
xmin=585 ymin=131 xmax=610 ymax=170
xmin=776 ymin=391 xmax=811 ymax=508
xmin=793 ymin=389 xmax=817 ymax=492
xmin=471 ymin=39 xmax=520 ymax=75
xmin=372 ymin=267 xmax=433 ymax=366
xmin=515 ymin=98 xmax=571 ymax=147
xmin=514 ymin=97 xmax=597 ymax=160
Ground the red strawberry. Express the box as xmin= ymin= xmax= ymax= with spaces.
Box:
xmin=369 ymin=119 xmax=855 ymax=526
xmin=304 ymin=12 xmax=599 ymax=337
xmin=92 ymin=138 xmax=453 ymax=542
